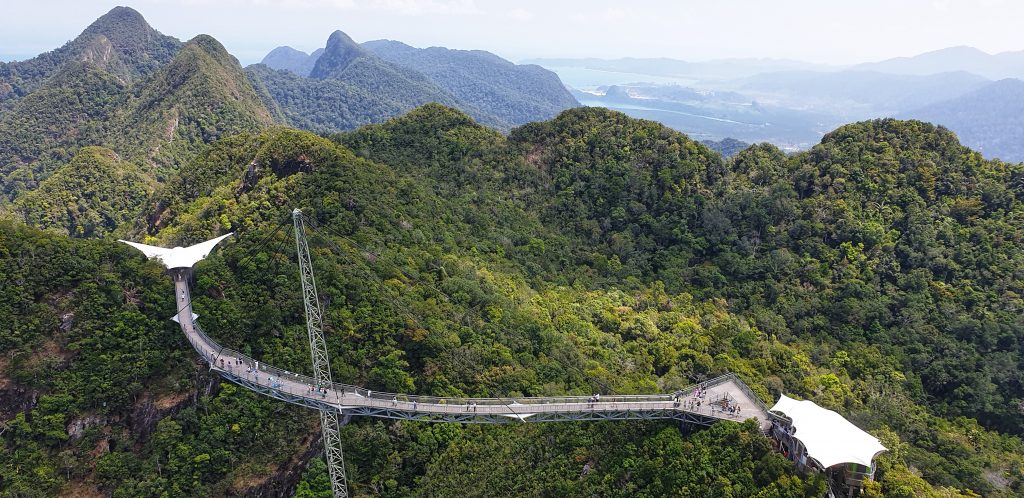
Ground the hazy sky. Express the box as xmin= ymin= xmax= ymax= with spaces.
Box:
xmin=2 ymin=0 xmax=1022 ymax=65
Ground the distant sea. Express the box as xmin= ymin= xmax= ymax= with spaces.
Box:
xmin=543 ymin=66 xmax=697 ymax=89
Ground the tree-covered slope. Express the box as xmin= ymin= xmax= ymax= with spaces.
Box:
xmin=111 ymin=34 xmax=274 ymax=177
xmin=339 ymin=107 xmax=1024 ymax=494
xmin=246 ymin=64 xmax=412 ymax=134
xmin=2 ymin=107 xmax=1023 ymax=497
xmin=0 ymin=20 xmax=274 ymax=233
xmin=363 ymin=39 xmax=578 ymax=126
xmin=0 ymin=57 xmax=129 ymax=199
xmin=0 ymin=6 xmax=180 ymax=108
xmin=509 ymin=111 xmax=1024 ymax=434
xmin=0 ymin=221 xmax=314 ymax=497
xmin=703 ymin=121 xmax=1024 ymax=432
xmin=14 ymin=146 xmax=153 ymax=238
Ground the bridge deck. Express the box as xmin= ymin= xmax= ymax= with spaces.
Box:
xmin=172 ymin=271 xmax=770 ymax=430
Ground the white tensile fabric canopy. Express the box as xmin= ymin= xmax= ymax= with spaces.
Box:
xmin=119 ymin=233 xmax=233 ymax=269
xmin=771 ymin=394 xmax=886 ymax=469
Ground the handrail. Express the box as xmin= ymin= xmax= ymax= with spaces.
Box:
xmin=186 ymin=319 xmax=754 ymax=410
xmin=726 ymin=373 xmax=771 ymax=412
xmin=175 ymin=277 xmax=770 ymax=424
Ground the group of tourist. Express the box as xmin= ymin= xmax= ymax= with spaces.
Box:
xmin=674 ymin=383 xmax=709 ymax=409
xmin=715 ymin=400 xmax=741 ymax=416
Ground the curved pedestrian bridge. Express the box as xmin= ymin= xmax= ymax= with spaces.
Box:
xmin=170 ymin=269 xmax=772 ymax=430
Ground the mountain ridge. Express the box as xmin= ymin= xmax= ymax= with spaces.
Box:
xmin=111 ymin=34 xmax=275 ymax=174
xmin=257 ymin=33 xmax=578 ymax=131
xmin=903 ymin=77 xmax=1024 ymax=162
xmin=0 ymin=26 xmax=274 ymax=220
xmin=856 ymin=45 xmax=1024 ymax=79
xmin=362 ymin=39 xmax=578 ymax=126
xmin=0 ymin=6 xmax=180 ymax=106
xmin=260 ymin=45 xmax=322 ymax=77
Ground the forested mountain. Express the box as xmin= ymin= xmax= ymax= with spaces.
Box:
xmin=260 ymin=46 xmax=323 ymax=77
xmin=110 ymin=34 xmax=275 ymax=175
xmin=702 ymin=137 xmax=750 ymax=157
xmin=15 ymin=146 xmax=153 ymax=238
xmin=0 ymin=7 xmax=180 ymax=107
xmin=0 ymin=32 xmax=273 ymax=214
xmin=248 ymin=30 xmax=504 ymax=132
xmin=2 ymin=6 xmax=1023 ymax=498
xmin=245 ymin=64 xmax=416 ymax=133
xmin=903 ymin=78 xmax=1024 ymax=162
xmin=0 ymin=10 xmax=274 ymax=234
xmin=3 ymin=102 xmax=1022 ymax=497
xmin=0 ymin=55 xmax=129 ymax=199
xmin=362 ymin=39 xmax=578 ymax=126
xmin=254 ymin=33 xmax=578 ymax=133
xmin=309 ymin=31 xmax=455 ymax=109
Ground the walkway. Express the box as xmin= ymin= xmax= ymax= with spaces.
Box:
xmin=171 ymin=269 xmax=771 ymax=430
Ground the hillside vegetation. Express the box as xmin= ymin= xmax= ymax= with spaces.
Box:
xmin=15 ymin=146 xmax=153 ymax=237
xmin=0 ymin=6 xmax=180 ymax=107
xmin=1 ymin=7 xmax=578 ymax=239
xmin=363 ymin=40 xmax=579 ymax=126
xmin=3 ymin=104 xmax=1022 ymax=497
xmin=1 ymin=9 xmax=1023 ymax=497
xmin=254 ymin=32 xmax=578 ymax=134
xmin=0 ymin=10 xmax=273 ymax=233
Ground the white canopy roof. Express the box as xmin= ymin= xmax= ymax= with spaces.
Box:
xmin=771 ymin=394 xmax=886 ymax=469
xmin=119 ymin=233 xmax=233 ymax=269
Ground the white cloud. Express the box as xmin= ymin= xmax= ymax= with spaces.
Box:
xmin=351 ymin=0 xmax=482 ymax=15
xmin=4 ymin=0 xmax=1024 ymax=65
xmin=507 ymin=7 xmax=534 ymax=21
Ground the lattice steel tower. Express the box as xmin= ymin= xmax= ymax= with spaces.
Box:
xmin=293 ymin=208 xmax=348 ymax=498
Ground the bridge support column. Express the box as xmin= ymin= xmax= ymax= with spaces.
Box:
xmin=294 ymin=209 xmax=349 ymax=498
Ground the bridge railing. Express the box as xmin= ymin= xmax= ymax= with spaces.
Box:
xmin=188 ymin=317 xmax=770 ymax=413
xmin=725 ymin=373 xmax=770 ymax=410
xmin=331 ymin=370 xmax=742 ymax=408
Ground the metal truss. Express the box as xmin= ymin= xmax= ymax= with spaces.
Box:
xmin=293 ymin=209 xmax=348 ymax=498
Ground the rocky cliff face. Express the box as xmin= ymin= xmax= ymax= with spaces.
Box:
xmin=2 ymin=351 xmax=319 ymax=496
xmin=247 ymin=429 xmax=321 ymax=497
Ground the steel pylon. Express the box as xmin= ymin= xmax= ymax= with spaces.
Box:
xmin=293 ymin=208 xmax=348 ymax=498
